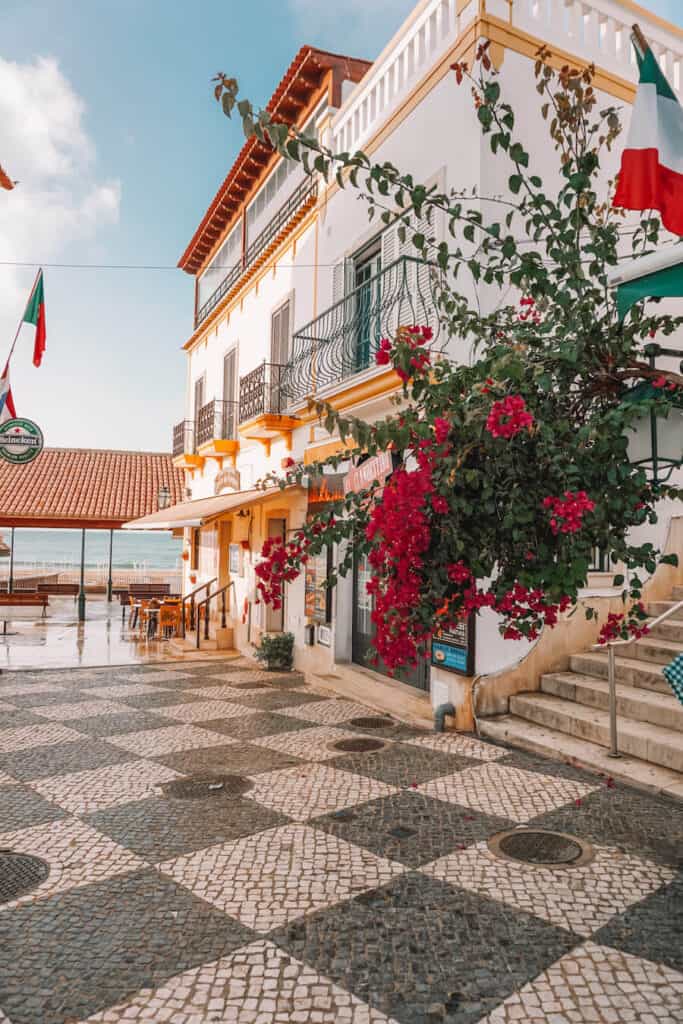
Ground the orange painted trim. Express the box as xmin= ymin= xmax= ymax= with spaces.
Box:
xmin=172 ymin=453 xmax=205 ymax=472
xmin=298 ymin=368 xmax=401 ymax=424
xmin=197 ymin=439 xmax=240 ymax=459
xmin=303 ymin=438 xmax=350 ymax=464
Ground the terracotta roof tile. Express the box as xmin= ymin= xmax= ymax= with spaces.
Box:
xmin=0 ymin=448 xmax=185 ymax=529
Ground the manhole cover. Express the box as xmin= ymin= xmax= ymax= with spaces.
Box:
xmin=348 ymin=716 xmax=395 ymax=730
xmin=160 ymin=774 xmax=253 ymax=800
xmin=0 ymin=850 xmax=50 ymax=903
xmin=489 ymin=829 xmax=593 ymax=867
xmin=331 ymin=737 xmax=387 ymax=753
xmin=387 ymin=825 xmax=417 ymax=840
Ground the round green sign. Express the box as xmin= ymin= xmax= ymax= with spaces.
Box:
xmin=0 ymin=418 xmax=44 ymax=464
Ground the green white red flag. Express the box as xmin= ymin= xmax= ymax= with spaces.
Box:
xmin=613 ymin=40 xmax=683 ymax=235
xmin=23 ymin=270 xmax=46 ymax=367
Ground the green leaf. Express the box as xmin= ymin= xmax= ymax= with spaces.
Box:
xmin=477 ymin=105 xmax=493 ymax=129
xmin=509 ymin=174 xmax=523 ymax=194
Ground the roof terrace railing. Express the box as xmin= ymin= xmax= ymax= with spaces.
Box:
xmin=238 ymin=362 xmax=290 ymax=424
xmin=195 ymin=178 xmax=317 ymax=330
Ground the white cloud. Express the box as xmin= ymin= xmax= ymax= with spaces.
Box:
xmin=0 ymin=56 xmax=120 ymax=333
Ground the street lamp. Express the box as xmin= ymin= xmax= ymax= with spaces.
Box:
xmin=624 ymin=345 xmax=683 ymax=484
xmin=158 ymin=485 xmax=171 ymax=510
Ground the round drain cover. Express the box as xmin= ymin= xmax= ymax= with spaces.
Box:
xmin=160 ymin=774 xmax=252 ymax=800
xmin=0 ymin=850 xmax=50 ymax=904
xmin=348 ymin=716 xmax=395 ymax=730
xmin=490 ymin=829 xmax=592 ymax=867
xmin=332 ymin=737 xmax=386 ymax=753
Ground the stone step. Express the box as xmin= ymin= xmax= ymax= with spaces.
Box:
xmin=569 ymin=651 xmax=671 ymax=694
xmin=671 ymin=585 xmax=683 ymax=601
xmin=478 ymin=715 xmax=683 ymax=802
xmin=621 ymin=636 xmax=683 ymax=666
xmin=540 ymin=671 xmax=683 ymax=732
xmin=509 ymin=692 xmax=683 ymax=773
xmin=648 ymin=600 xmax=683 ymax=621
xmin=648 ymin=618 xmax=683 ymax=643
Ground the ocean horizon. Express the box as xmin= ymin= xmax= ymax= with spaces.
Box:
xmin=0 ymin=528 xmax=182 ymax=570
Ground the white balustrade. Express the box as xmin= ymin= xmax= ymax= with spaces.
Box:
xmin=330 ymin=0 xmax=683 ymax=159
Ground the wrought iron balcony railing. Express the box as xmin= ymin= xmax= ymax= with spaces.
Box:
xmin=173 ymin=420 xmax=196 ymax=457
xmin=196 ymin=400 xmax=239 ymax=447
xmin=239 ymin=362 xmax=289 ymax=424
xmin=284 ymin=256 xmax=439 ymax=407
xmin=195 ymin=178 xmax=317 ymax=330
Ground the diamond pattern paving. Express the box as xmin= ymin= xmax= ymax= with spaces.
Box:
xmin=159 ymin=823 xmax=406 ymax=932
xmin=0 ymin=657 xmax=681 ymax=1024
xmin=78 ymin=940 xmax=400 ymax=1023
xmin=419 ymin=762 xmax=598 ymax=822
xmin=247 ymin=762 xmax=399 ymax=821
xmin=479 ymin=941 xmax=683 ymax=1023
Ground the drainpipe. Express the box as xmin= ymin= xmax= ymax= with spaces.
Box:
xmin=433 ymin=702 xmax=455 ymax=732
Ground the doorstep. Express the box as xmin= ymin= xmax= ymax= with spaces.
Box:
xmin=308 ymin=661 xmax=433 ymax=727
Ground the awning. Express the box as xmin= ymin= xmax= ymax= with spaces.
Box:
xmin=122 ymin=485 xmax=299 ymax=531
xmin=608 ymin=245 xmax=683 ymax=320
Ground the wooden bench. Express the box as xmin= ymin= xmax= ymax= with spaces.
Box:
xmin=37 ymin=583 xmax=79 ymax=599
xmin=0 ymin=592 xmax=49 ymax=617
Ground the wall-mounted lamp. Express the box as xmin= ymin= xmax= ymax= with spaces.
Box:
xmin=157 ymin=485 xmax=171 ymax=510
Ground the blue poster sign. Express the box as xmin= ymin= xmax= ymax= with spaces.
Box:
xmin=431 ymin=617 xmax=475 ymax=676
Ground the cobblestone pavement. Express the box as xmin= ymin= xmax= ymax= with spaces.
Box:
xmin=0 ymin=661 xmax=681 ymax=1024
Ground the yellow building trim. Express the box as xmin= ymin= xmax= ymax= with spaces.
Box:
xmin=172 ymin=453 xmax=205 ymax=472
xmin=299 ymin=368 xmax=401 ymax=424
xmin=303 ymin=438 xmax=352 ymax=464
xmin=618 ymin=0 xmax=683 ymax=41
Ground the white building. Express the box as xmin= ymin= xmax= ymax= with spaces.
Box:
xmin=130 ymin=1 xmax=683 ymax=789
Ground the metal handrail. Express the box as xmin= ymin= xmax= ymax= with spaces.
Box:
xmin=593 ymin=596 xmax=683 ymax=757
xmin=196 ymin=581 xmax=235 ymax=649
xmin=181 ymin=577 xmax=217 ymax=638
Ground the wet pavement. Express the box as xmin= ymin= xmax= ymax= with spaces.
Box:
xmin=0 ymin=659 xmax=681 ymax=1023
xmin=0 ymin=596 xmax=227 ymax=672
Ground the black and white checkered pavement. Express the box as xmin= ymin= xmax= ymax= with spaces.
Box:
xmin=0 ymin=661 xmax=681 ymax=1023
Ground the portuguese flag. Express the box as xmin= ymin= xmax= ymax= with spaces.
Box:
xmin=24 ymin=270 xmax=46 ymax=367
xmin=613 ymin=39 xmax=683 ymax=235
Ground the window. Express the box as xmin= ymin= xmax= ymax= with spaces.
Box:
xmin=223 ymin=349 xmax=237 ymax=438
xmin=271 ymin=300 xmax=290 ymax=366
xmin=193 ymin=376 xmax=205 ymax=421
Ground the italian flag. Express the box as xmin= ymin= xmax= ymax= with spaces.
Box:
xmin=613 ymin=42 xmax=683 ymax=236
xmin=24 ymin=270 xmax=46 ymax=367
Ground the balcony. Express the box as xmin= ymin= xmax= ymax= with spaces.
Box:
xmin=172 ymin=420 xmax=204 ymax=472
xmin=238 ymin=362 xmax=299 ymax=455
xmin=284 ymin=256 xmax=438 ymax=407
xmin=196 ymin=399 xmax=240 ymax=464
xmin=195 ymin=178 xmax=318 ymax=330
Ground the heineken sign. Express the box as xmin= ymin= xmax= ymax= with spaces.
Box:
xmin=0 ymin=418 xmax=44 ymax=464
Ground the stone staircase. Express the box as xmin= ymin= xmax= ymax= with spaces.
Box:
xmin=479 ymin=588 xmax=683 ymax=801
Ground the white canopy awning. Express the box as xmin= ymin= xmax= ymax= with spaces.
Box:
xmin=122 ymin=485 xmax=299 ymax=531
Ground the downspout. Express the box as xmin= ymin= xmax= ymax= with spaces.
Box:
xmin=433 ymin=702 xmax=454 ymax=732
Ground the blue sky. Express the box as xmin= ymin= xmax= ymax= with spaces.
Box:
xmin=1 ymin=0 xmax=681 ymax=451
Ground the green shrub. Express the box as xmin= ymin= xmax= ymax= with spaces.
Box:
xmin=254 ymin=631 xmax=294 ymax=671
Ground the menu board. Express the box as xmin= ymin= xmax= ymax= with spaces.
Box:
xmin=304 ymin=549 xmax=332 ymax=624
xmin=431 ymin=616 xmax=475 ymax=676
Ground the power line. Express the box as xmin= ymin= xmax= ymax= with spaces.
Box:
xmin=0 ymin=260 xmax=337 ymax=270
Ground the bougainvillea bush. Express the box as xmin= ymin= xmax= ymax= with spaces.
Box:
xmin=218 ymin=46 xmax=682 ymax=672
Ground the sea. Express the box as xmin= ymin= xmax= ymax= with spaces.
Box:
xmin=1 ymin=528 xmax=182 ymax=569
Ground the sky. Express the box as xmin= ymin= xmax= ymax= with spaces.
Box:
xmin=1 ymin=0 xmax=681 ymax=453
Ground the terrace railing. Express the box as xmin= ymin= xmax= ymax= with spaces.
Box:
xmin=284 ymin=255 xmax=439 ymax=407
xmin=173 ymin=420 xmax=195 ymax=457
xmin=196 ymin=399 xmax=239 ymax=447
xmin=239 ymin=362 xmax=289 ymax=424
xmin=195 ymin=178 xmax=317 ymax=330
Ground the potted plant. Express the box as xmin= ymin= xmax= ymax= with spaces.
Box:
xmin=254 ymin=631 xmax=294 ymax=671
xmin=189 ymin=572 xmax=197 ymax=585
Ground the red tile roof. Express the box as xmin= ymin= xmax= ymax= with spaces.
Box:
xmin=0 ymin=448 xmax=185 ymax=529
xmin=178 ymin=46 xmax=370 ymax=276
